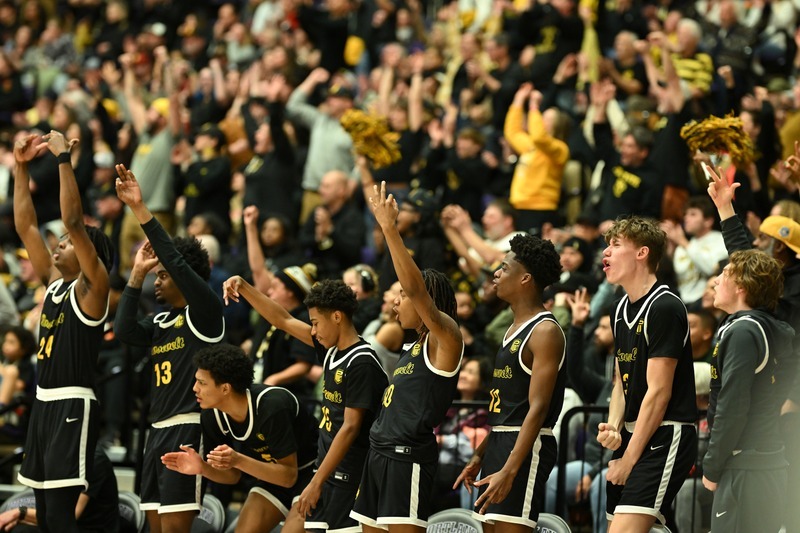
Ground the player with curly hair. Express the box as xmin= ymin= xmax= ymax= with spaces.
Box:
xmin=162 ymin=344 xmax=319 ymax=533
xmin=455 ymin=233 xmax=566 ymax=531
xmin=114 ymin=164 xmax=225 ymax=533
xmin=350 ymin=182 xmax=464 ymax=532
xmin=13 ymin=131 xmax=114 ymax=533
xmin=221 ymin=278 xmax=388 ymax=533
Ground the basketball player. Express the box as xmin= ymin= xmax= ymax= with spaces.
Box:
xmin=702 ymin=250 xmax=793 ymax=532
xmin=350 ymin=182 xmax=464 ymax=531
xmin=114 ymin=164 xmax=225 ymax=533
xmin=455 ymin=234 xmax=566 ymax=531
xmin=14 ymin=132 xmax=113 ymax=533
xmin=597 ymin=216 xmax=697 ymax=533
xmin=221 ymin=277 xmax=388 ymax=532
xmin=162 ymin=344 xmax=318 ymax=533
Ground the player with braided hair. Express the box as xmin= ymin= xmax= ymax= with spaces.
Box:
xmin=350 ymin=182 xmax=464 ymax=532
xmin=14 ymin=131 xmax=114 ymax=533
xmin=456 ymin=233 xmax=566 ymax=531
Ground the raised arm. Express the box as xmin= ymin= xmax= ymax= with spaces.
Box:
xmin=368 ymin=181 xmax=462 ymax=372
xmin=44 ymin=131 xmax=109 ymax=318
xmin=222 ymin=275 xmax=314 ymax=347
xmin=115 ymin=164 xmax=224 ymax=335
xmin=120 ymin=54 xmax=148 ymax=136
xmin=12 ymin=135 xmax=54 ymax=284
xmin=242 ymin=206 xmax=273 ymax=293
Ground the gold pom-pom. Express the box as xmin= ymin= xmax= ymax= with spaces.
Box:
xmin=680 ymin=114 xmax=754 ymax=168
xmin=340 ymin=109 xmax=401 ymax=169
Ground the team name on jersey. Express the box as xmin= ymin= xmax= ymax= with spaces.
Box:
xmin=323 ymin=388 xmax=343 ymax=403
xmin=493 ymin=365 xmax=513 ymax=379
xmin=151 ymin=336 xmax=186 ymax=355
xmin=393 ymin=362 xmax=415 ymax=376
xmin=617 ymin=347 xmax=638 ymax=362
xmin=40 ymin=312 xmax=65 ymax=330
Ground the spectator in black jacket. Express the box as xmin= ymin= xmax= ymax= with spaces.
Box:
xmin=299 ymin=170 xmax=365 ymax=279
xmin=702 ymin=249 xmax=793 ymax=533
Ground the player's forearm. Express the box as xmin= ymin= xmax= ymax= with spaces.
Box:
xmin=13 ymin=162 xmax=38 ymax=234
xmin=624 ymin=386 xmax=671 ymax=465
xmin=236 ymin=454 xmax=297 ymax=487
xmin=200 ymin=461 xmax=242 ymax=485
xmin=309 ymin=418 xmax=361 ymax=487
xmin=383 ymin=227 xmax=426 ymax=298
xmin=239 ymin=281 xmax=293 ymax=327
xmin=607 ymin=379 xmax=626 ymax=431
xmin=502 ymin=409 xmax=547 ymax=475
xmin=57 ymin=158 xmax=85 ymax=230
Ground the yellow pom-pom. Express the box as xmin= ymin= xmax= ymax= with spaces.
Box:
xmin=340 ymin=109 xmax=401 ymax=169
xmin=680 ymin=114 xmax=754 ymax=168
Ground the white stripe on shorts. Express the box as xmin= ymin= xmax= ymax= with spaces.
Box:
xmin=409 ymin=463 xmax=420 ymax=520
xmin=521 ymin=435 xmax=543 ymax=520
xmin=654 ymin=425 xmax=682 ymax=512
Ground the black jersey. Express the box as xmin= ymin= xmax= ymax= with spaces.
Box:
xmin=37 ymin=279 xmax=107 ymax=389
xmin=369 ymin=335 xmax=464 ymax=463
xmin=488 ymin=311 xmax=566 ymax=428
xmin=202 ymin=384 xmax=318 ymax=470
xmin=115 ymin=217 xmax=226 ymax=423
xmin=149 ymin=308 xmax=225 ymax=422
xmin=613 ymin=284 xmax=697 ymax=424
xmin=316 ymin=339 xmax=388 ymax=480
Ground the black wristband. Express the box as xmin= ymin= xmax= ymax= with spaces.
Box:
xmin=18 ymin=506 xmax=27 ymax=521
xmin=57 ymin=152 xmax=71 ymax=165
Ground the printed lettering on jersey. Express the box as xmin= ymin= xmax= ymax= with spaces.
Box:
xmin=174 ymin=316 xmax=184 ymax=328
xmin=712 ymin=343 xmax=719 ymax=358
xmin=323 ymin=388 xmax=343 ymax=403
xmin=334 ymin=368 xmax=344 ymax=384
xmin=152 ymin=336 xmax=185 ymax=355
xmin=617 ymin=347 xmax=637 ymax=363
xmin=40 ymin=312 xmax=65 ymax=330
xmin=710 ymin=365 xmax=718 ymax=379
xmin=510 ymin=339 xmax=521 ymax=353
xmin=411 ymin=344 xmax=421 ymax=356
xmin=257 ymin=433 xmax=265 ymax=441
xmin=493 ymin=365 xmax=513 ymax=379
xmin=635 ymin=319 xmax=644 ymax=335
xmin=394 ymin=362 xmax=414 ymax=376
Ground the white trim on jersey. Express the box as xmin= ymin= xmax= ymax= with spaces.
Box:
xmin=326 ymin=342 xmax=387 ymax=380
xmin=643 ymin=290 xmax=690 ymax=348
xmin=619 ymin=285 xmax=668 ymax=329
xmin=185 ymin=306 xmax=225 ymax=343
xmin=215 ymin=388 xmax=256 ymax=441
xmin=726 ymin=317 xmax=771 ymax=374
xmin=151 ymin=307 xmax=225 ymax=344
xmin=421 ymin=334 xmax=465 ymax=378
xmin=67 ymin=279 xmax=109 ymax=327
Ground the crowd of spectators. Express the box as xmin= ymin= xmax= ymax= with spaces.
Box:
xmin=1 ymin=0 xmax=800 ymax=530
